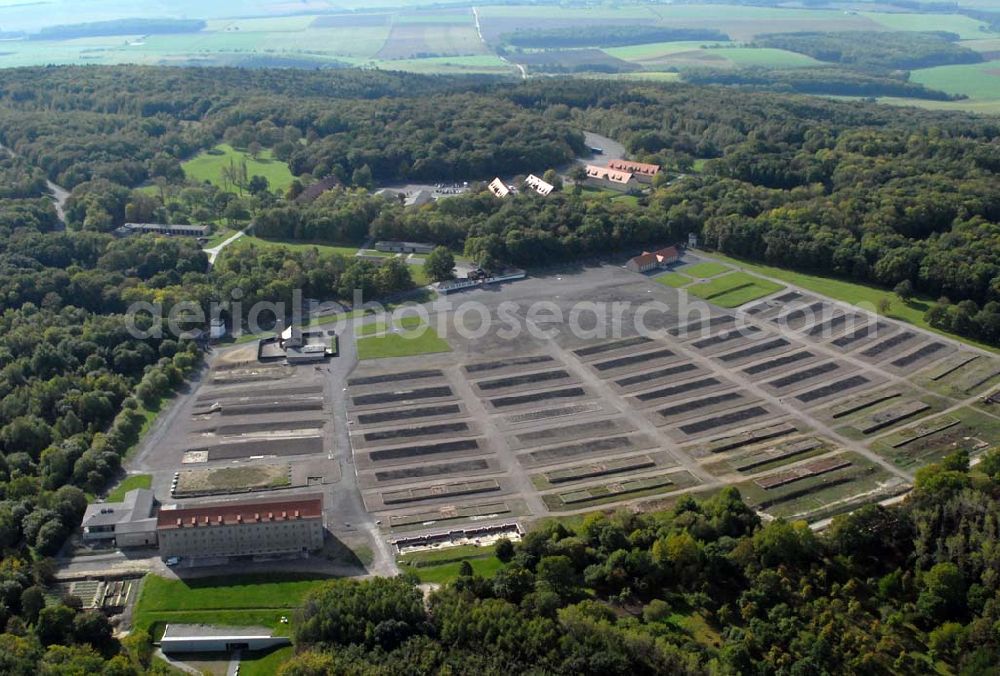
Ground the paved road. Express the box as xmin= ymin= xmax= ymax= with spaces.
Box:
xmin=203 ymin=228 xmax=247 ymax=265
xmin=316 ymin=314 xmax=400 ymax=577
xmin=1 ymin=142 xmax=70 ymax=228
xmin=473 ymin=6 xmax=526 ymax=79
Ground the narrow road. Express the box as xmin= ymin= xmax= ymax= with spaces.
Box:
xmin=472 ymin=7 xmax=526 ymax=79
xmin=0 ymin=141 xmax=70 ymax=228
xmin=203 ymin=228 xmax=247 ymax=266
xmin=47 ymin=179 xmax=70 ymax=226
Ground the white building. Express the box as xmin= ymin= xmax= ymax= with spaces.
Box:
xmin=81 ymin=488 xmax=158 ymax=548
xmin=160 ymin=624 xmax=291 ymax=654
xmin=488 ymin=177 xmax=511 ymax=198
xmin=524 ymin=174 xmax=555 ymax=196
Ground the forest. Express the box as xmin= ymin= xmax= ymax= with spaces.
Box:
xmin=681 ymin=67 xmax=962 ymax=100
xmin=282 ymin=451 xmax=1000 ymax=675
xmin=0 ymin=63 xmax=995 ymax=672
xmin=500 ymin=26 xmax=729 ymax=49
xmin=754 ymin=31 xmax=983 ymax=72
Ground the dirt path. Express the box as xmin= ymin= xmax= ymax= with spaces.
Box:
xmin=203 ymin=228 xmax=247 ymax=266
xmin=473 ymin=6 xmax=525 ymax=79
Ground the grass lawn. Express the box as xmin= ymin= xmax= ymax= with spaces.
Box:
xmin=686 ymin=271 xmax=784 ymax=308
xmin=356 ymin=317 xmax=451 ymax=360
xmin=655 ymin=271 xmax=691 ymax=288
xmin=397 ymin=542 xmax=505 ymax=584
xmin=203 ymin=227 xmax=238 ymax=248
xmin=183 ymin=143 xmax=294 ymax=194
xmin=241 ymin=646 xmax=294 ymax=676
xmin=133 ymin=573 xmax=332 ymax=635
xmin=705 ymin=252 xmax=1000 ymax=353
xmin=106 ymin=474 xmax=152 ymax=502
xmin=408 ymin=557 xmax=505 ymax=584
xmin=410 ymin=264 xmax=431 ymax=287
xmin=234 ymin=235 xmax=360 ymax=258
xmin=681 ymin=262 xmax=731 ymax=278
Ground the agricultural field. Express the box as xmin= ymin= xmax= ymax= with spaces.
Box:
xmin=182 ymin=144 xmax=294 ymax=194
xmin=861 ymin=11 xmax=991 ymax=39
xmin=608 ymin=43 xmax=821 ymax=70
xmin=909 ymin=59 xmax=1000 ymax=105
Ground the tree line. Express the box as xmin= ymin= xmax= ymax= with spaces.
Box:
xmin=282 ymin=452 xmax=1000 ymax=674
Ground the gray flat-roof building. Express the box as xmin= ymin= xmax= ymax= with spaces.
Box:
xmin=160 ymin=624 xmax=291 ymax=654
xmin=375 ymin=240 xmax=436 ymax=254
xmin=81 ymin=488 xmax=158 ymax=548
xmin=115 ymin=223 xmax=209 ymax=237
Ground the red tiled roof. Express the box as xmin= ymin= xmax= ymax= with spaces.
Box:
xmin=607 ymin=159 xmax=660 ymax=176
xmin=585 ymin=164 xmax=633 ymax=184
xmin=654 ymin=245 xmax=679 ymax=261
xmin=157 ymin=495 xmax=323 ymax=530
xmin=630 ymin=252 xmax=659 ymax=267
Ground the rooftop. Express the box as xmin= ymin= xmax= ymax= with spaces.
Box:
xmin=585 ymin=165 xmax=633 ymax=184
xmin=488 ymin=177 xmax=510 ymax=198
xmin=82 ymin=488 xmax=155 ymax=529
xmin=157 ymin=494 xmax=323 ymax=530
xmin=607 ymin=159 xmax=660 ymax=176
xmin=525 ymin=174 xmax=554 ymax=196
xmin=162 ymin=624 xmax=277 ymax=639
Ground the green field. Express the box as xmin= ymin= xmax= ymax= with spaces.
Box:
xmin=705 ymin=252 xmax=1000 ymax=353
xmin=133 ymin=573 xmax=331 ymax=634
xmin=106 ymin=474 xmax=151 ymax=501
xmin=605 ymin=41 xmax=731 ymax=62
xmin=409 ymin=557 xmax=505 ymax=583
xmin=231 ymin=235 xmax=359 ymax=258
xmin=862 ymin=11 xmax=989 ymax=39
xmin=681 ymin=262 xmax=731 ymax=278
xmin=686 ymin=271 xmax=784 ymax=307
xmin=397 ymin=543 xmax=505 ymax=584
xmin=183 ymin=144 xmax=294 ymax=193
xmin=356 ymin=317 xmax=451 ymax=360
xmin=655 ymin=271 xmax=692 ymax=288
xmin=367 ymin=54 xmax=515 ymax=74
xmin=910 ymin=59 xmax=1000 ymax=103
xmin=714 ymin=47 xmax=822 ymax=68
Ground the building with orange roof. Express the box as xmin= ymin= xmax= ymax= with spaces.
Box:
xmin=157 ymin=494 xmax=324 ymax=558
xmin=606 ymin=159 xmax=660 ymax=183
xmin=584 ymin=164 xmax=636 ymax=193
xmin=626 ymin=245 xmax=681 ymax=273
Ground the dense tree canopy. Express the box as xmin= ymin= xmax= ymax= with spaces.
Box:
xmin=285 ymin=454 xmax=1000 ymax=674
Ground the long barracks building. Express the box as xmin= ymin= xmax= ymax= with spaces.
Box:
xmin=156 ymin=494 xmax=325 ymax=558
